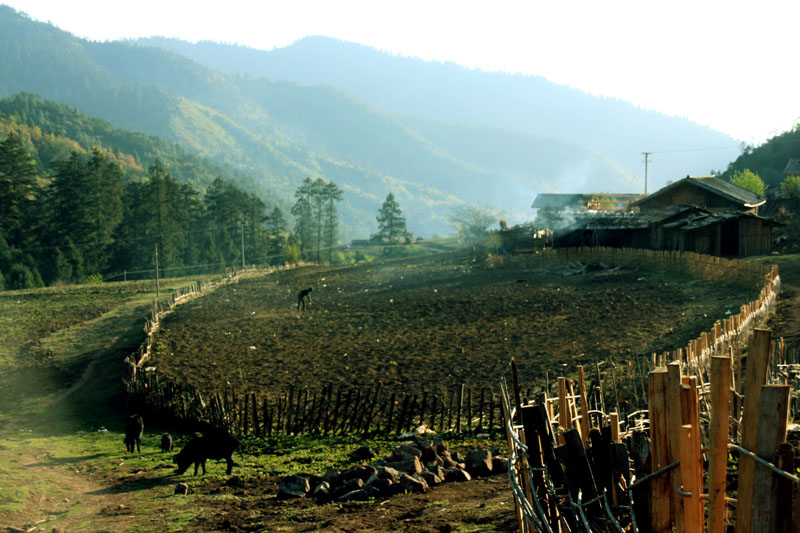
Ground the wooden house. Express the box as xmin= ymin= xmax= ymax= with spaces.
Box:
xmin=548 ymin=176 xmax=780 ymax=257
xmin=784 ymin=159 xmax=800 ymax=179
xmin=631 ymin=175 xmax=765 ymax=215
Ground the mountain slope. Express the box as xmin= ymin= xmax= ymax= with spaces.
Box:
xmin=0 ymin=6 xmax=644 ymax=237
xmin=138 ymin=35 xmax=742 ymax=188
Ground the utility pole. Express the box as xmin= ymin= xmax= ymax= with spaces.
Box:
xmin=154 ymin=243 xmax=160 ymax=298
xmin=240 ymin=221 xmax=246 ymax=269
xmin=642 ymin=152 xmax=651 ymax=195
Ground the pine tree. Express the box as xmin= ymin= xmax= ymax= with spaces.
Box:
xmin=0 ymin=133 xmax=39 ymax=249
xmin=375 ymin=193 xmax=409 ymax=243
xmin=291 ymin=177 xmax=314 ymax=258
xmin=323 ymin=181 xmax=343 ymax=262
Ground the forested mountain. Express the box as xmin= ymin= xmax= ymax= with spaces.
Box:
xmin=720 ymin=127 xmax=800 ymax=187
xmin=0 ymin=5 xmax=724 ymax=239
xmin=0 ymin=95 xmax=300 ymax=290
xmin=136 ymin=35 xmax=742 ymax=187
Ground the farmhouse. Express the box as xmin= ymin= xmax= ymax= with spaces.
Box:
xmin=541 ymin=176 xmax=781 ymax=257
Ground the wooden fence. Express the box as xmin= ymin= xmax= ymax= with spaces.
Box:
xmin=501 ymin=252 xmax=799 ymax=531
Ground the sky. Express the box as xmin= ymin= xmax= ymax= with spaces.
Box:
xmin=5 ymin=0 xmax=799 ymax=146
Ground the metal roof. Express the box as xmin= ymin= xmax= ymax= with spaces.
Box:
xmin=631 ymin=175 xmax=765 ymax=209
xmin=784 ymin=159 xmax=800 ymax=176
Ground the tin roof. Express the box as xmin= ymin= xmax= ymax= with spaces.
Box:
xmin=631 ymin=175 xmax=765 ymax=209
xmin=784 ymin=159 xmax=800 ymax=176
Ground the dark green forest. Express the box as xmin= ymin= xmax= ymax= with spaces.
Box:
xmin=0 ymin=94 xmax=350 ymax=290
xmin=720 ymin=128 xmax=800 ymax=187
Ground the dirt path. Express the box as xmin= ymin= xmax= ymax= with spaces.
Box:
xmin=0 ymin=445 xmax=134 ymax=532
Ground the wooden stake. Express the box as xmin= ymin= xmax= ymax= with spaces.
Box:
xmin=679 ymin=424 xmax=704 ymax=532
xmin=736 ymin=328 xmax=772 ymax=533
xmin=666 ymin=361 xmax=685 ymax=532
xmin=751 ymin=385 xmax=790 ymax=533
xmin=648 ymin=369 xmax=671 ymax=532
xmin=709 ymin=356 xmax=732 ymax=533
xmin=578 ymin=366 xmax=591 ymax=443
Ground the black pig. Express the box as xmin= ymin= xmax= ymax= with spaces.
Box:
xmin=124 ymin=415 xmax=144 ymax=453
xmin=160 ymin=433 xmax=174 ymax=452
xmin=174 ymin=432 xmax=241 ymax=475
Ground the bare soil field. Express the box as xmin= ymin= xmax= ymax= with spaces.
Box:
xmin=150 ymin=253 xmax=758 ymax=397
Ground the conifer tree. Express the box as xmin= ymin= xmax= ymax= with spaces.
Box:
xmin=375 ymin=193 xmax=409 ymax=242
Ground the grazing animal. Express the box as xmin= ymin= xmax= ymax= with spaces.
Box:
xmin=160 ymin=433 xmax=174 ymax=453
xmin=174 ymin=431 xmax=241 ymax=475
xmin=124 ymin=415 xmax=144 ymax=453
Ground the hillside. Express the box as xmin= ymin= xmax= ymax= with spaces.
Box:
xmin=0 ymin=5 xmax=723 ymax=238
xmin=137 ymin=35 xmax=742 ymax=188
xmin=720 ymin=127 xmax=800 ymax=187
xmin=0 ymin=93 xmax=272 ymax=200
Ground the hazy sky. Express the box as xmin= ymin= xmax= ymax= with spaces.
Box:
xmin=6 ymin=0 xmax=799 ymax=145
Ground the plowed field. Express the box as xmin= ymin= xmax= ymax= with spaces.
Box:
xmin=150 ymin=253 xmax=756 ymax=396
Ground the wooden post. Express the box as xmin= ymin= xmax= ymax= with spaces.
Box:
xmin=679 ymin=424 xmax=704 ymax=532
xmin=558 ymin=377 xmax=569 ymax=433
xmin=736 ymin=328 xmax=772 ymax=533
xmin=609 ymin=412 xmax=620 ymax=442
xmin=708 ymin=356 xmax=732 ymax=533
xmin=578 ymin=366 xmax=591 ymax=443
xmin=666 ymin=361 xmax=685 ymax=531
xmin=751 ymin=385 xmax=790 ymax=533
xmin=648 ymin=369 xmax=671 ymax=532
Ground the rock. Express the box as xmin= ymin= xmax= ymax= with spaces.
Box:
xmin=432 ymin=438 xmax=448 ymax=454
xmin=312 ymin=481 xmax=331 ymax=502
xmin=367 ymin=477 xmax=394 ymax=497
xmin=174 ymin=482 xmax=190 ymax=495
xmin=492 ymin=456 xmax=509 ymax=474
xmin=337 ymin=488 xmax=369 ymax=502
xmin=440 ymin=450 xmax=459 ymax=468
xmin=451 ymin=451 xmax=466 ymax=464
xmin=397 ymin=473 xmax=428 ymax=494
xmin=421 ymin=470 xmax=442 ymax=487
xmin=349 ymin=445 xmax=376 ymax=462
xmin=466 ymin=449 xmax=493 ymax=477
xmin=390 ymin=443 xmax=423 ymax=461
xmin=444 ymin=468 xmax=472 ymax=483
xmin=277 ymin=475 xmax=309 ymax=499
xmin=331 ymin=477 xmax=364 ymax=500
xmin=426 ymin=464 xmax=446 ymax=480
xmin=376 ymin=465 xmax=402 ymax=481
xmin=416 ymin=440 xmax=439 ymax=464
xmin=340 ymin=465 xmax=377 ymax=483
xmin=307 ymin=474 xmax=325 ymax=494
xmin=384 ymin=456 xmax=423 ymax=476
xmin=322 ymin=467 xmax=340 ymax=484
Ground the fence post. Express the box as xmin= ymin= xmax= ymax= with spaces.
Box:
xmin=736 ymin=328 xmax=772 ymax=533
xmin=648 ymin=369 xmax=671 ymax=532
xmin=709 ymin=356 xmax=732 ymax=533
xmin=751 ymin=385 xmax=790 ymax=533
xmin=666 ymin=362 xmax=685 ymax=531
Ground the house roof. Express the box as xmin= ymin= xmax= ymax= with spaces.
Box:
xmin=630 ymin=175 xmax=765 ymax=209
xmin=784 ymin=159 xmax=800 ymax=176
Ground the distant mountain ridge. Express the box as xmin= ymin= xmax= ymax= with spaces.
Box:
xmin=0 ymin=5 xmax=740 ymax=237
xmin=136 ymin=35 xmax=742 ymax=188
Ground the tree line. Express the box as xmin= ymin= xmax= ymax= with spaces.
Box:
xmin=0 ymin=131 xmax=425 ymax=290
xmin=0 ymin=132 xmax=303 ymax=289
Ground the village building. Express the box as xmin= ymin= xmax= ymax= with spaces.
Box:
xmin=785 ymin=159 xmax=800 ymax=179
xmin=532 ymin=176 xmax=781 ymax=257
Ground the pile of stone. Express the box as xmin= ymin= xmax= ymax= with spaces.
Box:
xmin=276 ymin=438 xmax=508 ymax=503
